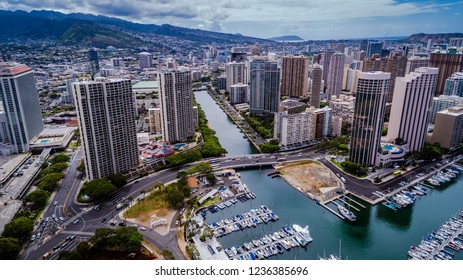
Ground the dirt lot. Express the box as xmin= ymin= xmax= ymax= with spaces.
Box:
xmin=275 ymin=160 xmax=342 ymax=201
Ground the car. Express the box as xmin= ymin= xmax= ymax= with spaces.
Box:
xmin=335 ymin=173 xmax=340 ymax=178
xmin=340 ymin=177 xmax=346 ymax=184
xmin=110 ymin=221 xmax=116 ymax=226
xmin=52 ymin=214 xmax=56 ymax=219
xmin=101 ymin=218 xmax=106 ymax=223
xmin=116 ymin=203 xmax=123 ymax=210
xmin=175 ymin=220 xmax=179 ymax=226
xmin=70 ymin=235 xmax=76 ymax=240
xmin=30 ymin=234 xmax=36 ymax=242
xmin=139 ymin=227 xmax=146 ymax=231
xmin=73 ymin=219 xmax=79 ymax=224
xmin=94 ymin=205 xmax=101 ymax=211
xmin=118 ymin=222 xmax=126 ymax=226
xmin=53 ymin=201 xmax=58 ymax=206
xmin=59 ymin=217 xmax=64 ymax=221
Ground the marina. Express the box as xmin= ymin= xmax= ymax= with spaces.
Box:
xmin=408 ymin=211 xmax=463 ymax=260
xmin=207 ymin=205 xmax=279 ymax=237
xmin=195 ymin=90 xmax=463 ymax=260
xmin=224 ymin=224 xmax=313 ymax=260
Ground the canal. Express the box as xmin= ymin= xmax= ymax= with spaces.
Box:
xmin=194 ymin=90 xmax=463 ymax=260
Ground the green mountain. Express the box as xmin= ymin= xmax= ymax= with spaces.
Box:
xmin=407 ymin=33 xmax=463 ymax=44
xmin=0 ymin=9 xmax=269 ymax=47
xmin=268 ymin=35 xmax=304 ymax=41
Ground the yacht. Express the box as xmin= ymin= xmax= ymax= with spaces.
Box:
xmin=338 ymin=205 xmax=357 ymax=222
xmin=292 ymin=224 xmax=313 ymax=243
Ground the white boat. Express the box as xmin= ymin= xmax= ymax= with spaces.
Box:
xmin=338 ymin=205 xmax=357 ymax=222
xmin=292 ymin=224 xmax=313 ymax=243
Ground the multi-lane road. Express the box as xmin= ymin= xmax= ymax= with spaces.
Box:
xmin=21 ymin=144 xmax=461 ymax=260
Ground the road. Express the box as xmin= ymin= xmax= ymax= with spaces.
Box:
xmin=21 ymin=143 xmax=462 ymax=259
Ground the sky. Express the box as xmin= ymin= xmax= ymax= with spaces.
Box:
xmin=1 ymin=0 xmax=463 ymax=40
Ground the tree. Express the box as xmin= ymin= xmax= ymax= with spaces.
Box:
xmin=76 ymin=241 xmax=91 ymax=258
xmin=25 ymin=189 xmax=50 ymax=209
xmin=0 ymin=238 xmax=21 ymax=260
xmin=176 ymin=170 xmax=189 ymax=186
xmin=206 ymin=172 xmax=217 ymax=185
xmin=51 ymin=153 xmax=70 ymax=165
xmin=80 ymin=179 xmax=116 ymax=201
xmin=187 ymin=162 xmax=212 ymax=175
xmin=58 ymin=250 xmax=82 ymax=260
xmin=107 ymin=173 xmax=127 ymax=188
xmin=260 ymin=142 xmax=280 ymax=153
xmin=76 ymin=160 xmax=85 ymax=172
xmin=166 ymin=185 xmax=185 ymax=208
xmin=2 ymin=217 xmax=34 ymax=243
xmin=47 ymin=162 xmax=69 ymax=173
xmin=38 ymin=173 xmax=62 ymax=192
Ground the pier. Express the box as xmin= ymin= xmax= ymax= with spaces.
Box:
xmin=425 ymin=222 xmax=463 ymax=260
xmin=408 ymin=211 xmax=463 ymax=260
xmin=208 ymin=205 xmax=278 ymax=237
xmin=337 ymin=198 xmax=360 ymax=212
xmin=343 ymin=195 xmax=366 ymax=208
xmin=319 ymin=203 xmax=345 ymax=220
xmin=223 ymin=225 xmax=312 ymax=260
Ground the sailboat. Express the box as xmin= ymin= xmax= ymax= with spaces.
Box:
xmin=338 ymin=205 xmax=357 ymax=222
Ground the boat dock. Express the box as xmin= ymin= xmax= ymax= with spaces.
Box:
xmin=208 ymin=205 xmax=279 ymax=237
xmin=343 ymin=195 xmax=366 ymax=208
xmin=223 ymin=225 xmax=312 ymax=260
xmin=337 ymin=198 xmax=360 ymax=212
xmin=319 ymin=203 xmax=345 ymax=220
xmin=408 ymin=210 xmax=463 ymax=260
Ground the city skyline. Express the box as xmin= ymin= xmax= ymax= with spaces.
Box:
xmin=0 ymin=0 xmax=462 ymax=40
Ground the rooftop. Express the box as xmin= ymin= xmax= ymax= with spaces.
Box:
xmin=132 ymin=81 xmax=158 ymax=89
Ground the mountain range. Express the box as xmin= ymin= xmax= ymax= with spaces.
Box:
xmin=0 ymin=9 xmax=269 ymax=48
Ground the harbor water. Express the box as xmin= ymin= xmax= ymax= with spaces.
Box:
xmin=194 ymin=91 xmax=463 ymax=260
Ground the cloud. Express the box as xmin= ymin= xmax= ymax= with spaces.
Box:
xmin=1 ymin=0 xmax=462 ymax=38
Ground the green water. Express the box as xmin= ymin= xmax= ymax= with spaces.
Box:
xmin=194 ymin=90 xmax=463 ymax=260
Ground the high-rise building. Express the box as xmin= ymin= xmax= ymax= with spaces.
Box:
xmin=362 ymin=52 xmax=407 ymax=102
xmin=350 ymin=72 xmax=390 ymax=166
xmin=165 ymin=58 xmax=176 ymax=69
xmin=326 ymin=52 xmax=345 ymax=100
xmin=274 ymin=110 xmax=313 ymax=147
xmin=310 ymin=63 xmax=322 ymax=108
xmin=217 ymin=75 xmax=227 ymax=91
xmin=360 ymin=40 xmax=368 ymax=52
xmin=110 ymin=58 xmax=120 ymax=67
xmin=139 ymin=52 xmax=153 ymax=70
xmin=225 ymin=62 xmax=246 ymax=92
xmin=322 ymin=50 xmax=335 ymax=83
xmin=158 ymin=70 xmax=195 ymax=143
xmin=342 ymin=67 xmax=360 ymax=94
xmin=147 ymin=108 xmax=162 ymax=134
xmin=230 ymin=83 xmax=249 ymax=104
xmin=280 ymin=56 xmax=309 ymax=98
xmin=329 ymin=94 xmax=356 ymax=125
xmin=406 ymin=56 xmax=429 ymax=74
xmin=427 ymin=39 xmax=433 ymax=51
xmin=429 ymin=105 xmax=463 ymax=150
xmin=429 ymin=95 xmax=463 ymax=124
xmin=0 ymin=63 xmax=44 ymax=154
xmin=449 ymin=38 xmax=463 ymax=48
xmin=73 ymin=79 xmax=138 ymax=180
xmin=387 ymin=67 xmax=438 ymax=151
xmin=429 ymin=51 xmax=463 ymax=96
xmin=249 ymin=59 xmax=280 ymax=115
xmin=307 ymin=106 xmax=332 ymax=140
xmin=366 ymin=41 xmax=383 ymax=58
xmin=88 ymin=49 xmax=100 ymax=78
xmin=61 ymin=78 xmax=76 ymax=105
xmin=443 ymin=72 xmax=463 ymax=96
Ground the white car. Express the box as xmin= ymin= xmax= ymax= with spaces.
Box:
xmin=53 ymin=201 xmax=58 ymax=206
xmin=139 ymin=227 xmax=146 ymax=231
